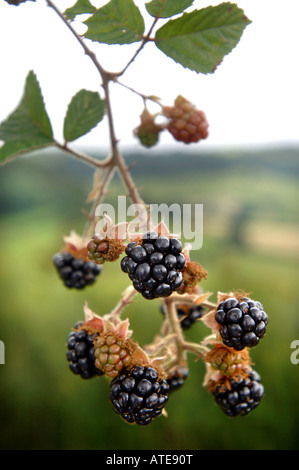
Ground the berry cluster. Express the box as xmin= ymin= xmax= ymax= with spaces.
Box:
xmin=210 ymin=370 xmax=264 ymax=417
xmin=109 ymin=365 xmax=169 ymax=426
xmin=162 ymin=95 xmax=209 ymax=144
xmin=53 ymin=252 xmax=101 ymax=289
xmin=66 ymin=322 xmax=103 ymax=380
xmin=215 ymin=297 xmax=268 ymax=350
xmin=121 ymin=231 xmax=186 ymax=299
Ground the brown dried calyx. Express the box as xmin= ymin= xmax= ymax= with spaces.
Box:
xmin=205 ymin=344 xmax=252 ymax=377
xmin=179 ymin=260 xmax=208 ymax=294
xmin=87 ymin=214 xmax=126 ymax=264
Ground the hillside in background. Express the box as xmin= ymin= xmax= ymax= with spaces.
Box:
xmin=0 ymin=142 xmax=298 ymax=450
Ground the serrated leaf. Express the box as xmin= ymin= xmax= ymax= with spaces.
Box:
xmin=0 ymin=70 xmax=53 ymax=164
xmin=64 ymin=0 xmax=96 ymax=21
xmin=63 ymin=89 xmax=105 ymax=142
xmin=155 ymin=2 xmax=251 ymax=74
xmin=145 ymin=0 xmax=193 ymax=18
xmin=84 ymin=0 xmax=145 ymax=45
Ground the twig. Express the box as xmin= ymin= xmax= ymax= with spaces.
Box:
xmin=116 ymin=17 xmax=160 ymax=77
xmin=109 ymin=285 xmax=137 ymax=318
xmin=54 ymin=141 xmax=111 ymax=169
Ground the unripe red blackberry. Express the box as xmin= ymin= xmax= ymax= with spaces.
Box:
xmin=215 ymin=297 xmax=268 ymax=350
xmin=209 ymin=369 xmax=264 ymax=417
xmin=94 ymin=334 xmax=134 ymax=378
xmin=53 ymin=252 xmax=101 ymax=289
xmin=66 ymin=322 xmax=104 ymax=379
xmin=134 ymin=108 xmax=163 ymax=148
xmin=109 ymin=365 xmax=169 ymax=426
xmin=121 ymin=231 xmax=185 ymax=300
xmin=162 ymin=96 xmax=209 ymax=144
xmin=87 ymin=235 xmax=125 ymax=264
xmin=161 ymin=303 xmax=205 ymax=330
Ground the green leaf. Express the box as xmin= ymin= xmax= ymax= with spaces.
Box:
xmin=0 ymin=70 xmax=54 ymax=164
xmin=84 ymin=0 xmax=145 ymax=45
xmin=64 ymin=0 xmax=96 ymax=21
xmin=155 ymin=2 xmax=251 ymax=73
xmin=145 ymin=0 xmax=194 ymax=19
xmin=63 ymin=89 xmax=105 ymax=142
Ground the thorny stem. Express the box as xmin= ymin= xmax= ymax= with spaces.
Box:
xmin=82 ymin=165 xmax=116 ymax=240
xmin=116 ymin=17 xmax=160 ymax=77
xmin=113 ymin=79 xmax=162 ymax=108
xmin=164 ymin=299 xmax=186 ymax=364
xmin=109 ymin=285 xmax=137 ymax=319
xmin=47 ymin=0 xmax=145 ymax=206
xmin=54 ymin=141 xmax=111 ymax=169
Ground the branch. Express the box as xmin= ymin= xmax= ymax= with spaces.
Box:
xmin=54 ymin=141 xmax=111 ymax=169
xmin=116 ymin=17 xmax=160 ymax=77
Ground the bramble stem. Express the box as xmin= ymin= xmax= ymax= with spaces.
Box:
xmin=47 ymin=0 xmax=145 ymax=207
xmin=109 ymin=285 xmax=137 ymax=318
xmin=82 ymin=165 xmax=116 ymax=240
xmin=54 ymin=141 xmax=111 ymax=169
xmin=116 ymin=16 xmax=160 ymax=77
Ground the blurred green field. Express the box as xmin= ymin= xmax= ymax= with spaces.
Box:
xmin=0 ymin=145 xmax=298 ymax=450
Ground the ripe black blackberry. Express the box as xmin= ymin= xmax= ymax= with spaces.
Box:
xmin=167 ymin=367 xmax=189 ymax=393
xmin=66 ymin=322 xmax=104 ymax=379
xmin=211 ymin=370 xmax=264 ymax=417
xmin=109 ymin=365 xmax=169 ymax=426
xmin=53 ymin=252 xmax=101 ymax=289
xmin=161 ymin=303 xmax=205 ymax=329
xmin=120 ymin=231 xmax=186 ymax=299
xmin=215 ymin=297 xmax=268 ymax=350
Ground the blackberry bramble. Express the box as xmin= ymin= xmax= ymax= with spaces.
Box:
xmin=121 ymin=231 xmax=186 ymax=300
xmin=53 ymin=252 xmax=101 ymax=289
xmin=66 ymin=322 xmax=103 ymax=379
xmin=109 ymin=365 xmax=169 ymax=426
xmin=215 ymin=297 xmax=268 ymax=350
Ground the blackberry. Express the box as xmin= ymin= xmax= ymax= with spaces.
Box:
xmin=66 ymin=322 xmax=104 ymax=379
xmin=167 ymin=367 xmax=189 ymax=393
xmin=161 ymin=303 xmax=205 ymax=330
xmin=53 ymin=252 xmax=101 ymax=289
xmin=121 ymin=231 xmax=185 ymax=299
xmin=211 ymin=370 xmax=264 ymax=417
xmin=215 ymin=297 xmax=268 ymax=350
xmin=109 ymin=365 xmax=169 ymax=426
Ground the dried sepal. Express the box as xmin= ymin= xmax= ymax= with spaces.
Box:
xmin=87 ymin=214 xmax=126 ymax=264
xmin=179 ymin=260 xmax=208 ymax=294
xmin=205 ymin=343 xmax=252 ymax=377
xmin=62 ymin=230 xmax=90 ymax=261
xmin=83 ymin=302 xmax=104 ymax=332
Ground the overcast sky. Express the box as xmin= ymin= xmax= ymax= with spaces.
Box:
xmin=0 ymin=0 xmax=298 ymax=152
